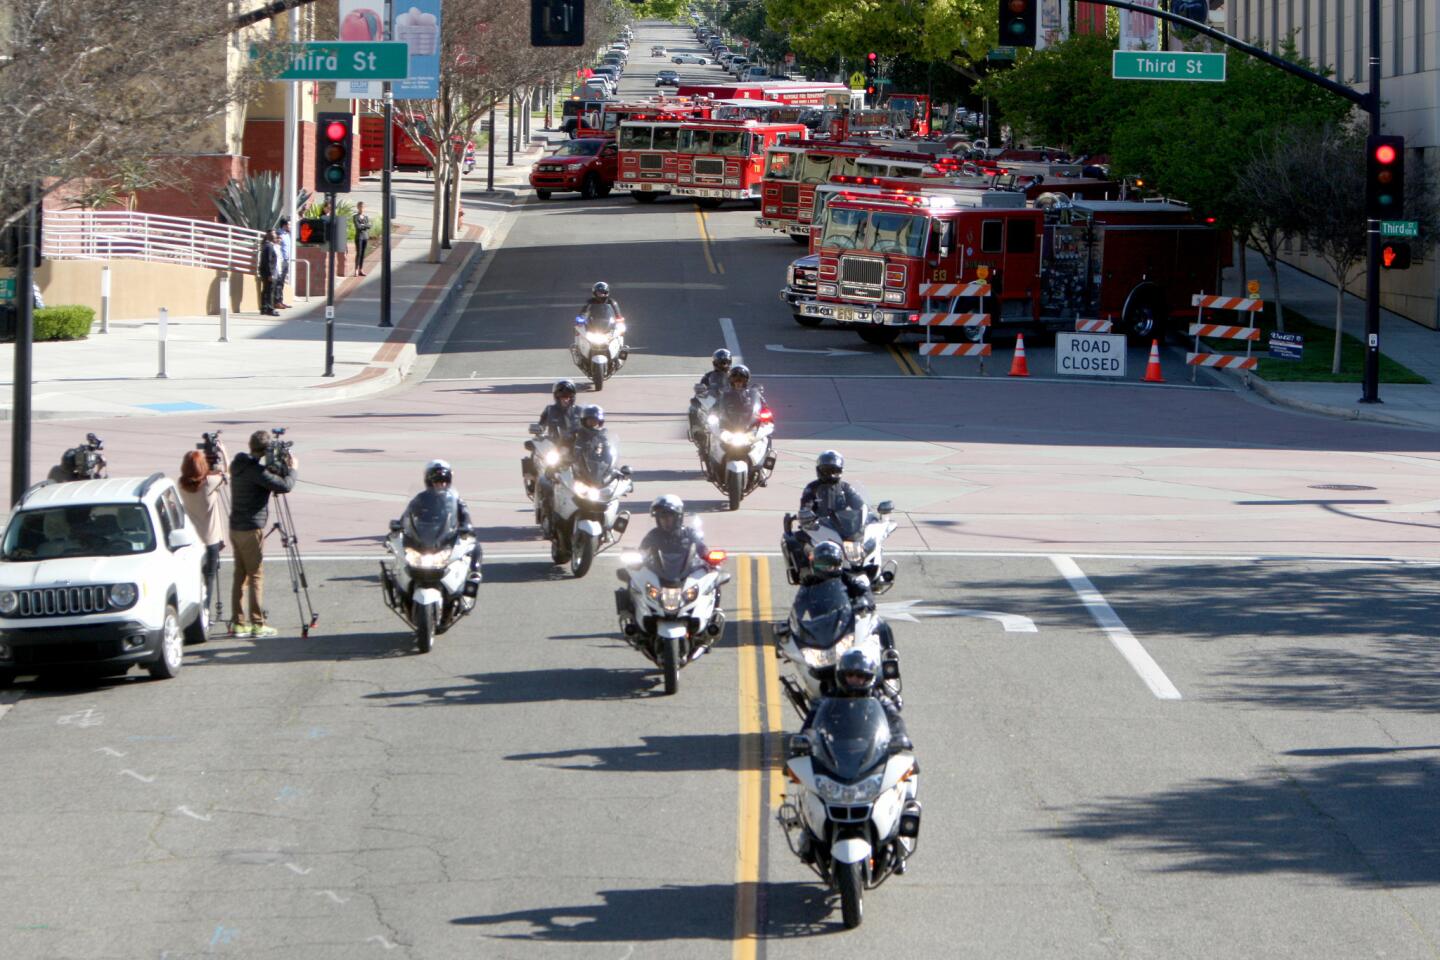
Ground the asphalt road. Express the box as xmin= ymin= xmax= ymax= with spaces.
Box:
xmin=3 ymin=18 xmax=1440 ymax=960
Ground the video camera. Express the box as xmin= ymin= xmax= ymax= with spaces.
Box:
xmin=264 ymin=427 xmax=294 ymax=474
xmin=197 ymin=430 xmax=224 ymax=468
xmin=62 ymin=433 xmax=108 ymax=480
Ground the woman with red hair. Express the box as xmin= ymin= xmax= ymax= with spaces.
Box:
xmin=178 ymin=442 xmax=228 ymax=635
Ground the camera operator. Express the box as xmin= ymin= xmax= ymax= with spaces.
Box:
xmin=178 ymin=435 xmax=229 ymax=628
xmin=47 ymin=434 xmax=107 ymax=483
xmin=227 ymin=430 xmax=298 ymax=638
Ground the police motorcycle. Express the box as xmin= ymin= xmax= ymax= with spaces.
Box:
xmin=773 ymin=575 xmax=899 ymax=719
xmin=699 ymin=381 xmax=777 ymax=511
xmin=783 ymin=499 xmax=899 ymax=593
xmin=379 ymin=489 xmax=482 ymax=654
xmin=542 ymin=424 xmax=633 ymax=578
xmin=779 ymin=695 xmax=921 ymax=929
xmin=616 ymin=540 xmax=730 ymax=695
xmin=571 ymin=302 xmax=628 ymax=392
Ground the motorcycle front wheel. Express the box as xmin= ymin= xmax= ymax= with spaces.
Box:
xmin=726 ymin=470 xmax=744 ymax=511
xmin=592 ymin=360 xmax=606 ymax=391
xmin=571 ymin=531 xmax=596 ymax=578
xmin=415 ymin=601 xmax=437 ymax=654
xmin=836 ymin=859 xmax=864 ymax=929
xmin=661 ymin=634 xmax=681 ymax=695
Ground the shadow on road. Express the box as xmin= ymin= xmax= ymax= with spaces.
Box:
xmin=505 ymin=730 xmax=775 ymax=773
xmin=1041 ymin=756 xmax=1440 ymax=887
xmin=452 ymin=881 xmax=836 ymax=941
xmin=186 ymin=629 xmax=411 ymax=665
xmin=364 ymin=666 xmax=660 ymax=706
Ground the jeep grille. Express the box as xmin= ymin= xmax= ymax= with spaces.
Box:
xmin=15 ymin=586 xmax=112 ymax=617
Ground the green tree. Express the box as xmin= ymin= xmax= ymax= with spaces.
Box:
xmin=763 ymin=0 xmax=993 ymax=78
xmin=977 ymin=34 xmax=1127 ymax=155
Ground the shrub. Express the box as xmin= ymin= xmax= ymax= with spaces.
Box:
xmin=34 ymin=306 xmax=95 ymax=341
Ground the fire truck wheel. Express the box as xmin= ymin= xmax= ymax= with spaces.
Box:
xmin=535 ymin=189 xmax=552 ymax=200
xmin=789 ymin=233 xmax=809 ymax=245
xmin=1123 ymin=293 xmax=1165 ymax=343
xmin=633 ymin=193 xmax=661 ymax=204
xmin=857 ymin=326 xmax=900 ymax=346
xmin=581 ymin=174 xmax=602 ymax=200
xmin=793 ymin=313 xmax=823 ymax=328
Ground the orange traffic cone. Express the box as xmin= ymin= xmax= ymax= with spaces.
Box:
xmin=1008 ymin=334 xmax=1030 ymax=377
xmin=1143 ymin=339 xmax=1165 ymax=383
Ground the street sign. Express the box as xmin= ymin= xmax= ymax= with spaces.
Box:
xmin=848 ymin=71 xmax=865 ymax=90
xmin=1268 ymin=331 xmax=1304 ymax=361
xmin=1112 ymin=50 xmax=1226 ymax=82
xmin=250 ymin=42 xmax=410 ymax=81
xmin=0 ymin=278 xmax=14 ymax=302
xmin=1055 ymin=332 xmax=1127 ymax=377
xmin=1246 ymin=279 xmax=1261 ymax=297
xmin=1381 ymin=220 xmax=1419 ymax=238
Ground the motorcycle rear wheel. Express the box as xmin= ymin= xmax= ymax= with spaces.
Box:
xmin=661 ymin=635 xmax=681 ymax=695
xmin=836 ymin=859 xmax=864 ymax=929
xmin=415 ymin=602 xmax=436 ymax=654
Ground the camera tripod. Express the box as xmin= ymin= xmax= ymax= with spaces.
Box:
xmin=266 ymin=493 xmax=318 ymax=637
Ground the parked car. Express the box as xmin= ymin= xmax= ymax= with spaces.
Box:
xmin=0 ymin=474 xmax=210 ymax=686
xmin=726 ymin=57 xmax=750 ymax=76
xmin=673 ymin=53 xmax=710 ymax=65
xmin=740 ymin=66 xmax=769 ymax=82
xmin=651 ymin=45 xmax=667 ymax=56
xmin=655 ymin=69 xmax=681 ymax=87
xmin=582 ymin=77 xmax=613 ymax=98
xmin=529 ymin=138 xmax=619 ymax=200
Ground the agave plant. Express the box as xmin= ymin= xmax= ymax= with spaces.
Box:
xmin=213 ymin=172 xmax=311 ymax=231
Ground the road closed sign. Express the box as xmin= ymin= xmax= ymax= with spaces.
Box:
xmin=1055 ymin=332 xmax=1127 ymax=377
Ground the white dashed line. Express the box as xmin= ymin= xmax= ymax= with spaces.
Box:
xmin=718 ymin=317 xmax=742 ymax=364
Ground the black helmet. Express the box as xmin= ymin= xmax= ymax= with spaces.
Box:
xmin=553 ymin=379 xmax=577 ymax=401
xmin=728 ymin=364 xmax=751 ymax=388
xmin=711 ymin=348 xmax=733 ymax=372
xmin=811 ymin=541 xmax=843 ymax=576
xmin=592 ymin=281 xmax=610 ymax=298
xmin=424 ymin=458 xmax=453 ymax=490
xmin=816 ymin=450 xmax=844 ymax=483
xmin=651 ymin=494 xmax=684 ymax=533
xmin=836 ymin=648 xmax=878 ymax=695
xmin=580 ymin=404 xmax=605 ymax=430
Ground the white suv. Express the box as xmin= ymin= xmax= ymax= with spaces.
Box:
xmin=0 ymin=474 xmax=208 ymax=685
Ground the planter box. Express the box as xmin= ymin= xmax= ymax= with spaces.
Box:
xmin=294 ymin=245 xmax=353 ymax=296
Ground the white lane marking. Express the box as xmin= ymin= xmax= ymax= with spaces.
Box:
xmin=316 ymin=890 xmax=349 ymax=904
xmin=284 ymin=862 xmax=312 ymax=875
xmin=765 ymin=343 xmax=865 ymax=357
xmin=176 ymin=806 xmax=212 ymax=821
xmin=368 ymin=935 xmax=398 ymax=949
xmin=95 ymin=746 xmax=127 ymax=757
xmin=878 ymin=600 xmax=1036 ymax=632
xmin=1050 ymin=554 xmax=1182 ymax=701
xmin=118 ymin=769 xmax=156 ymax=783
xmin=719 ymin=317 xmax=742 ymax=364
xmin=58 ymin=707 xmax=104 ymax=727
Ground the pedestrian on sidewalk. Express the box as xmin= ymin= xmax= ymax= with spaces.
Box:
xmin=227 ymin=430 xmax=298 ymax=638
xmin=178 ymin=444 xmax=228 ymax=626
xmin=275 ymin=218 xmax=293 ymax=308
xmin=353 ymin=202 xmax=371 ymax=276
xmin=258 ymin=231 xmax=281 ymax=316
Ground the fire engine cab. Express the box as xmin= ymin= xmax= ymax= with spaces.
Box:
xmin=785 ymin=188 xmax=1227 ymax=345
xmin=671 ymin=120 xmax=808 ymax=207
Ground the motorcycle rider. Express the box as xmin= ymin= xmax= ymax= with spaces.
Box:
xmin=787 ymin=450 xmax=867 ymax=572
xmin=531 ymin=379 xmax=581 ymax=516
xmin=405 ymin=459 xmax=482 ymax=608
xmin=576 ymin=282 xmax=629 ymax=367
xmin=571 ymin=404 xmax=614 ymax=463
xmin=638 ymin=494 xmax=708 ymax=566
xmin=801 ymin=541 xmax=876 ymax=613
xmin=689 ymin=348 xmax=733 ymax=442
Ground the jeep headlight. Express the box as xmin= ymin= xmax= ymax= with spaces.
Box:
xmin=814 ymin=772 xmax=884 ymax=804
xmin=843 ymin=540 xmax=866 ymax=563
xmin=0 ymin=591 xmax=17 ymax=615
xmin=109 ymin=583 xmax=139 ymax=608
xmin=786 ymin=264 xmax=796 ymax=287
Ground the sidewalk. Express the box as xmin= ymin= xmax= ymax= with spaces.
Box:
xmin=0 ymin=117 xmax=562 ymax=421
xmin=1212 ymin=249 xmax=1440 ymax=429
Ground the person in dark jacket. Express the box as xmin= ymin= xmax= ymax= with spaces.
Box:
xmin=688 ymin=348 xmax=732 ymax=442
xmin=227 ymin=430 xmax=298 ymax=637
xmin=258 ymin=231 xmax=281 ymax=316
xmin=352 ymin=202 xmax=372 ymax=276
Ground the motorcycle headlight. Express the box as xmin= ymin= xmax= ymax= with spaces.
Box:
xmin=586 ymin=331 xmax=611 ymax=345
xmin=108 ymin=583 xmax=139 ymax=608
xmin=404 ymin=547 xmax=449 ymax=570
xmin=544 ymin=450 xmax=560 ymax=466
xmin=646 ymin=583 xmax=660 ymax=600
xmin=724 ymin=431 xmax=753 ymax=448
xmin=843 ymin=540 xmax=866 ymax=563
xmin=707 ymin=415 xmax=719 ymax=428
xmin=661 ymin=586 xmax=683 ymax=612
xmin=0 ymin=591 xmax=18 ymax=615
xmin=814 ymin=772 xmax=885 ymax=804
xmin=572 ymin=480 xmax=597 ymax=499
xmin=799 ymin=645 xmax=837 ymax=669
xmin=683 ymin=585 xmax=699 ymax=602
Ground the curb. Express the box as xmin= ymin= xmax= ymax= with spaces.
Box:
xmin=1205 ymin=363 xmax=1432 ymax=429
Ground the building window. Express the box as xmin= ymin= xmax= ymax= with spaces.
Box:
xmin=1393 ymin=0 xmax=1404 ymax=76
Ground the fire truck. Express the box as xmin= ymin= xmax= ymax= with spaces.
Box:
xmin=358 ymin=115 xmax=476 ymax=175
xmin=575 ymin=99 xmax=710 ymax=139
xmin=785 ymin=184 xmax=1227 ymax=345
xmin=671 ymin=119 xmax=809 ymax=208
xmin=615 ymin=119 xmax=686 ymax=202
xmin=882 ymin=94 xmax=932 ymax=136
xmin=675 ymin=81 xmax=859 ymax=108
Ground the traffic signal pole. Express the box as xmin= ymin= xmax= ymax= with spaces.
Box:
xmin=9 ymin=185 xmax=35 ymax=506
xmin=1053 ymin=0 xmax=1383 ymax=402
xmin=380 ymin=0 xmax=394 ymax=329
xmin=325 ymin=191 xmax=337 ymax=378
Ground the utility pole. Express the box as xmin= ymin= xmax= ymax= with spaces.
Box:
xmin=9 ymin=186 xmax=35 ymax=505
xmin=1360 ymin=0 xmax=1382 ymax=403
xmin=381 ymin=0 xmax=394 ymax=327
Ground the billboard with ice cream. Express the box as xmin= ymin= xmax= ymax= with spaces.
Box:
xmin=393 ymin=1 xmax=441 ymax=100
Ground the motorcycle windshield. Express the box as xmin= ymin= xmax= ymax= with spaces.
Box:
xmin=718 ymin=391 xmax=757 ymax=430
xmin=575 ymin=440 xmax=618 ymax=487
xmin=584 ymin=303 xmax=619 ymax=332
xmin=401 ymin=489 xmax=460 ymax=551
xmin=811 ymin=697 xmax=891 ymax=781
xmin=653 ymin=542 xmax=698 ymax=585
xmin=812 ymin=486 xmax=866 ymax=538
xmin=790 ymin=578 xmax=855 ymax=649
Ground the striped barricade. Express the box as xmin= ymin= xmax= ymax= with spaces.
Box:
xmin=1075 ymin=319 xmax=1113 ymax=333
xmin=1189 ymin=291 xmax=1265 ymax=381
xmin=917 ymin=312 xmax=990 ymax=328
xmin=919 ymin=282 xmax=991 ymax=299
xmin=920 ymin=342 xmax=992 ymax=357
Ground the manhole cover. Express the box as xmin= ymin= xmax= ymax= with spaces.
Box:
xmin=1308 ymin=484 xmax=1376 ymax=491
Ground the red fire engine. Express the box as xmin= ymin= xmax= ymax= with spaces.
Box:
xmin=615 ymin=119 xmax=687 ymax=202
xmin=674 ymin=81 xmax=858 ymax=108
xmin=671 ymin=119 xmax=809 ymax=207
xmin=786 ymin=184 xmax=1227 ymax=345
xmin=575 ymin=99 xmax=710 ymax=140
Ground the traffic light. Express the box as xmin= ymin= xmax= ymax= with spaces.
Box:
xmin=315 ymin=112 xmax=354 ymax=194
xmin=297 ymin=218 xmax=328 ymax=246
xmin=1380 ymin=240 xmax=1412 ymax=270
xmin=998 ymin=0 xmax=1038 ymax=48
xmin=531 ymin=0 xmax=584 ymax=47
xmin=864 ymin=51 xmax=878 ymax=97
xmin=1365 ymin=134 xmax=1404 ymax=220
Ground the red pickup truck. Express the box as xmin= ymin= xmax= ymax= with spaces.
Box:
xmin=529 ymin=138 xmax=619 ymax=200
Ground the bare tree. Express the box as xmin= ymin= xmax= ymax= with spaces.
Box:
xmin=1234 ymin=130 xmax=1312 ymax=333
xmin=0 ymin=0 xmax=274 ymax=229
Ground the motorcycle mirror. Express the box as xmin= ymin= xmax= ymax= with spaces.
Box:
xmin=620 ymin=465 xmax=632 ymax=476
xmin=788 ymin=733 xmax=812 ymax=757
xmin=877 ymin=500 xmax=894 ymax=515
xmin=389 ymin=519 xmax=402 ymax=533
xmin=528 ymin=423 xmax=543 ymax=436
xmin=881 ymin=658 xmax=900 ymax=680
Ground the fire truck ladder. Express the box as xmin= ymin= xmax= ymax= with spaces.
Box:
xmin=1187 ymin=294 xmax=1265 ymax=382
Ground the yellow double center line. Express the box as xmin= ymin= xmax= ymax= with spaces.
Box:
xmin=733 ymin=556 xmax=783 ymax=959
xmin=887 ymin=342 xmax=927 ymax=376
xmin=695 ymin=208 xmax=725 ymax=275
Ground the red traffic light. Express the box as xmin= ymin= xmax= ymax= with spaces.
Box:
xmin=867 ymin=52 xmax=877 ymax=61
xmin=1374 ymin=143 xmax=1397 ymax=164
xmin=325 ymin=120 xmax=348 ymax=142
xmin=1380 ymin=242 xmax=1411 ymax=270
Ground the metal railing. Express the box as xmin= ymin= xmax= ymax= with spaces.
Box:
xmin=42 ymin=210 xmax=263 ymax=275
